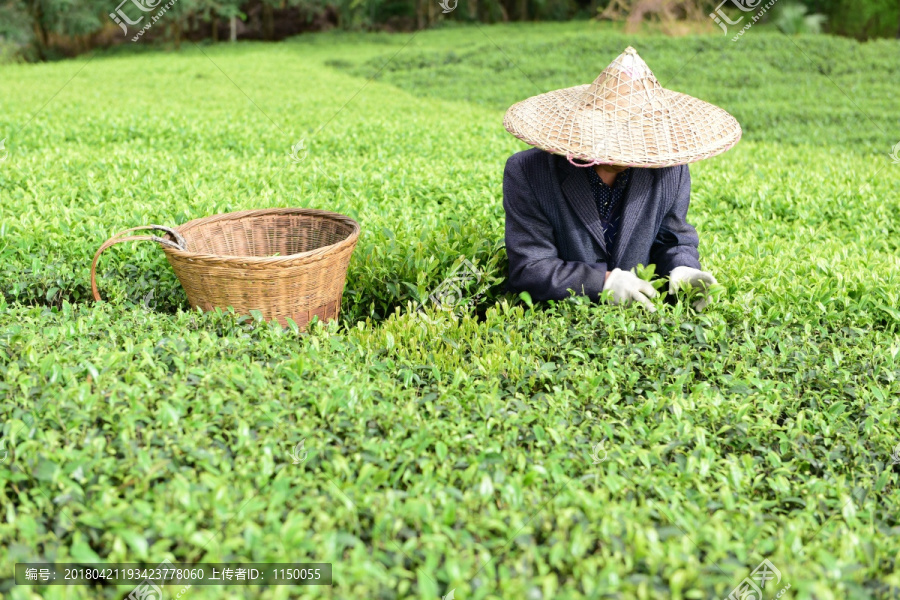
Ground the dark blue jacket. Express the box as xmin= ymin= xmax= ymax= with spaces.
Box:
xmin=503 ymin=148 xmax=702 ymax=302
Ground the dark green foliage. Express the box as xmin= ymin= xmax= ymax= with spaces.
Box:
xmin=799 ymin=0 xmax=900 ymax=38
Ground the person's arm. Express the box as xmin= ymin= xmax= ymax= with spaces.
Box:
xmin=503 ymin=156 xmax=608 ymax=302
xmin=649 ymin=165 xmax=702 ymax=278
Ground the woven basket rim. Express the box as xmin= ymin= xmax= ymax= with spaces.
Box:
xmin=163 ymin=208 xmax=361 ymax=264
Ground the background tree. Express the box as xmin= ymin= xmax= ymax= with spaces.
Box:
xmin=0 ymin=0 xmax=897 ymax=61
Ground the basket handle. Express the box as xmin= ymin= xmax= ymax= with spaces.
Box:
xmin=91 ymin=225 xmax=187 ymax=302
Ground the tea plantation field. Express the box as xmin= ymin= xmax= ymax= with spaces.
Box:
xmin=1 ymin=21 xmax=899 ymax=599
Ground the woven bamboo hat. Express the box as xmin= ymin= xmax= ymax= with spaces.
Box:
xmin=503 ymin=46 xmax=742 ymax=168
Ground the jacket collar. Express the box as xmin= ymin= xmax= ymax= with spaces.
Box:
xmin=558 ymin=156 xmax=654 ymax=265
xmin=613 ymin=167 xmax=653 ymax=266
xmin=559 ymin=157 xmax=608 ymax=255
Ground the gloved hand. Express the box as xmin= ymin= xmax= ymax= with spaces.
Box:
xmin=668 ymin=266 xmax=718 ymax=311
xmin=602 ymin=268 xmax=659 ymax=312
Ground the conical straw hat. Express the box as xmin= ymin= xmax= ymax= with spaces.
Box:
xmin=503 ymin=47 xmax=742 ymax=168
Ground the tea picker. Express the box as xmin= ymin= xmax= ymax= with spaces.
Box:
xmin=501 ymin=46 xmax=742 ymax=312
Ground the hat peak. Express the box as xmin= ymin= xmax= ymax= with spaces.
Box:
xmin=573 ymin=47 xmax=662 ymax=111
xmin=601 ymin=46 xmax=655 ymax=84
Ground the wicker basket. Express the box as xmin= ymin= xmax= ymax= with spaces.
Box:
xmin=91 ymin=208 xmax=361 ymax=330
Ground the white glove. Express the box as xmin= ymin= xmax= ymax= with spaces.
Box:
xmin=668 ymin=266 xmax=718 ymax=311
xmin=602 ymin=268 xmax=659 ymax=312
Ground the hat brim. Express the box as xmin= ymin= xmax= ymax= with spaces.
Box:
xmin=503 ymin=84 xmax=742 ymax=168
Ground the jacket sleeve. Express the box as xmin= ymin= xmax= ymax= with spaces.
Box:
xmin=503 ymin=156 xmax=607 ymax=302
xmin=649 ymin=165 xmax=702 ymax=278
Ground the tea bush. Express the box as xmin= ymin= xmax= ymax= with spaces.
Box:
xmin=0 ymin=22 xmax=899 ymax=600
